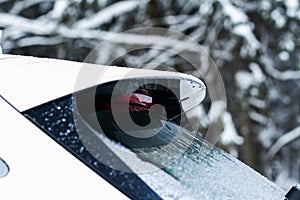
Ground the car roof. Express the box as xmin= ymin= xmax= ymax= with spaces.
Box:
xmin=0 ymin=54 xmax=203 ymax=112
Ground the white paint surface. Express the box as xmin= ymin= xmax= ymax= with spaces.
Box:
xmin=0 ymin=54 xmax=204 ymax=112
xmin=0 ymin=97 xmax=128 ymax=200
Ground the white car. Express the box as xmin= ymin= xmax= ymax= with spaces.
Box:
xmin=0 ymin=54 xmax=290 ymax=199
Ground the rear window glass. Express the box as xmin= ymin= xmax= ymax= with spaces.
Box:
xmin=23 ymin=81 xmax=284 ymax=200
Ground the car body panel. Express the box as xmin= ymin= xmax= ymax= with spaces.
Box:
xmin=0 ymin=54 xmax=204 ymax=112
xmin=0 ymin=96 xmax=128 ymax=199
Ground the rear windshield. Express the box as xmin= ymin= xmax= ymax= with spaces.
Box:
xmin=23 ymin=81 xmax=284 ymax=200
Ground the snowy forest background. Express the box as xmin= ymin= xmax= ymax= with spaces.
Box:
xmin=0 ymin=0 xmax=299 ymax=189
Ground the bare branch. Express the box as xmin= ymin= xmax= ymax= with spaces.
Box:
xmin=51 ymin=0 xmax=70 ymax=20
xmin=10 ymin=0 xmax=56 ymax=15
xmin=16 ymin=36 xmax=63 ymax=47
xmin=0 ymin=13 xmax=57 ymax=35
xmin=260 ymin=34 xmax=300 ymax=80
xmin=267 ymin=126 xmax=300 ymax=159
xmin=73 ymin=0 xmax=141 ymax=29
xmin=0 ymin=13 xmax=206 ymax=55
xmin=261 ymin=54 xmax=300 ymax=80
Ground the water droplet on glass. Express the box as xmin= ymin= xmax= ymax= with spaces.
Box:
xmin=0 ymin=157 xmax=9 ymax=178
